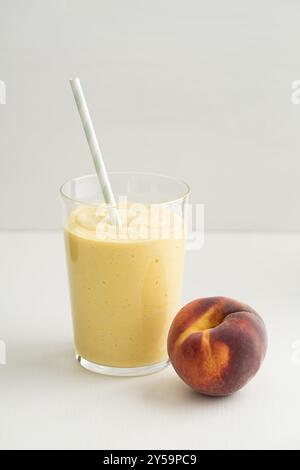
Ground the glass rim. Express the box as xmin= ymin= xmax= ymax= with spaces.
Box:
xmin=60 ymin=171 xmax=191 ymax=206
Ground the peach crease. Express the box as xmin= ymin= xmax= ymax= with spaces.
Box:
xmin=175 ymin=306 xmax=226 ymax=346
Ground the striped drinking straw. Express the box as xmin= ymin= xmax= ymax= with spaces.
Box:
xmin=69 ymin=77 xmax=122 ymax=227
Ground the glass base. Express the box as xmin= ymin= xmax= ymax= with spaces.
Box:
xmin=76 ymin=354 xmax=169 ymax=377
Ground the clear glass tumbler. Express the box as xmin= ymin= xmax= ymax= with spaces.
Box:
xmin=60 ymin=172 xmax=190 ymax=376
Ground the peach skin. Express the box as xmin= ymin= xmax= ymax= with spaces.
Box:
xmin=167 ymin=297 xmax=267 ymax=396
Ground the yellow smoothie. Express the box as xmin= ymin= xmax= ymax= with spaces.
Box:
xmin=65 ymin=204 xmax=185 ymax=368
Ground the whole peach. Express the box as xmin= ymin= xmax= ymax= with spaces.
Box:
xmin=167 ymin=297 xmax=267 ymax=396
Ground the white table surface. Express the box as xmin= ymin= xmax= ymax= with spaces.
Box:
xmin=0 ymin=232 xmax=300 ymax=450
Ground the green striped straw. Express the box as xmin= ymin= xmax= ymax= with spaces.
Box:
xmin=69 ymin=77 xmax=122 ymax=227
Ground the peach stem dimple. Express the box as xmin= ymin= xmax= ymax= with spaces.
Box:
xmin=176 ymin=307 xmax=225 ymax=346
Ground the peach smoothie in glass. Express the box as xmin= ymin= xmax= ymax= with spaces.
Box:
xmin=61 ymin=172 xmax=189 ymax=376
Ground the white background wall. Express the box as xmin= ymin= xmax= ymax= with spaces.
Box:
xmin=0 ymin=0 xmax=299 ymax=231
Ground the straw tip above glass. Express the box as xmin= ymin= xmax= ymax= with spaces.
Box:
xmin=69 ymin=78 xmax=81 ymax=91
